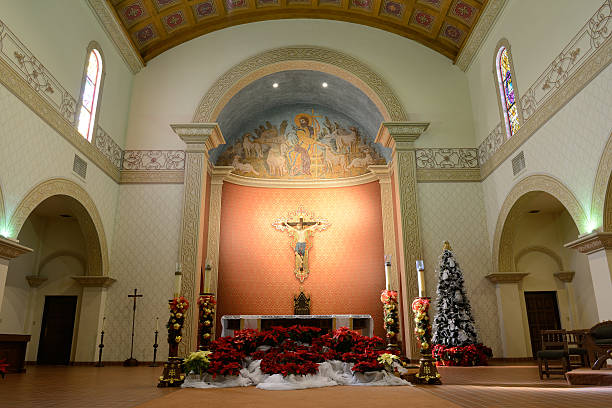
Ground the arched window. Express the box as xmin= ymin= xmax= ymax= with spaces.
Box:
xmin=77 ymin=47 xmax=103 ymax=141
xmin=495 ymin=45 xmax=520 ymax=138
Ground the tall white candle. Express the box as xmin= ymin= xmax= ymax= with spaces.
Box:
xmin=384 ymin=256 xmax=391 ymax=290
xmin=416 ymin=260 xmax=426 ymax=297
xmin=204 ymin=261 xmax=211 ymax=293
xmin=174 ymin=271 xmax=182 ymax=297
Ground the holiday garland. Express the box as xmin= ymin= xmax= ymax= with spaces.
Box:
xmin=167 ymin=296 xmax=189 ymax=346
xmin=380 ymin=290 xmax=400 ymax=345
xmin=411 ymin=297 xmax=432 ymax=353
xmin=198 ymin=294 xmax=216 ymax=349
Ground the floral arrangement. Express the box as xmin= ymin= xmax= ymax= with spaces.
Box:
xmin=167 ymin=296 xmax=189 ymax=347
xmin=377 ymin=353 xmax=401 ymax=373
xmin=0 ymin=358 xmax=8 ymax=379
xmin=411 ymin=297 xmax=432 ymax=354
xmin=196 ymin=325 xmax=399 ymax=378
xmin=197 ymin=294 xmax=216 ymax=349
xmin=432 ymin=343 xmax=492 ymax=366
xmin=380 ymin=290 xmax=400 ymax=346
xmin=183 ymin=350 xmax=212 ymax=377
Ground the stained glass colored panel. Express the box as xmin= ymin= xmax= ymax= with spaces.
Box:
xmin=497 ymin=46 xmax=520 ymax=137
xmin=77 ymin=106 xmax=91 ymax=137
xmin=86 ymin=52 xmax=99 ymax=81
xmin=82 ymin=78 xmax=95 ymax=112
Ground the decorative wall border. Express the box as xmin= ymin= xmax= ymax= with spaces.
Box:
xmin=415 ymin=148 xmax=479 ymax=169
xmin=492 ymin=175 xmax=588 ymax=274
xmin=7 ymin=178 xmax=109 ymax=277
xmin=119 ymin=170 xmax=185 ymax=184
xmin=95 ymin=127 xmax=123 ymax=168
xmin=122 ymin=150 xmax=185 ymax=170
xmin=416 ymin=168 xmax=481 ymax=182
xmin=85 ymin=0 xmax=144 ymax=74
xmin=193 ymin=46 xmax=408 ymax=123
xmin=478 ymin=0 xmax=612 ymax=177
xmin=455 ymin=0 xmax=508 ymax=71
xmin=591 ymin=132 xmax=612 ymax=231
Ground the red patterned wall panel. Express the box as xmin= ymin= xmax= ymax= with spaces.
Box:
xmin=216 ymin=182 xmax=386 ymax=337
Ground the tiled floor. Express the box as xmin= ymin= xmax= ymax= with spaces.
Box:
xmin=1 ymin=365 xmax=611 ymax=408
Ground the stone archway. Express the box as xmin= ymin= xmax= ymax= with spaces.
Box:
xmin=492 ymin=175 xmax=588 ymax=273
xmin=8 ymin=178 xmax=109 ymax=276
xmin=193 ymin=46 xmax=408 ymax=123
xmin=514 ymin=245 xmax=564 ymax=272
xmin=591 ymin=131 xmax=612 ymax=232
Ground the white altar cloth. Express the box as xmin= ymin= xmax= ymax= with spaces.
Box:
xmin=221 ymin=314 xmax=374 ymax=337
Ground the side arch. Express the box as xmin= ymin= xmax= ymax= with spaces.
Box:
xmin=514 ymin=245 xmax=564 ymax=272
xmin=591 ymin=131 xmax=612 ymax=231
xmin=492 ymin=175 xmax=587 ymax=273
xmin=192 ymin=46 xmax=408 ymax=123
xmin=8 ymin=178 xmax=109 ymax=276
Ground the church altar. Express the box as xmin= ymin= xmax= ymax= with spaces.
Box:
xmin=221 ymin=315 xmax=373 ymax=337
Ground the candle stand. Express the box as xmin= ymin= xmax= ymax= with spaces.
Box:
xmin=380 ymin=289 xmax=400 ymax=351
xmin=411 ymin=297 xmax=441 ymax=384
xmin=149 ymin=329 xmax=159 ymax=367
xmin=95 ymin=329 xmax=105 ymax=367
xmin=158 ymin=297 xmax=188 ymax=387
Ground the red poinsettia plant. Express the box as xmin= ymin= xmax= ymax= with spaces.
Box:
xmin=432 ymin=343 xmax=492 ymax=366
xmin=0 ymin=358 xmax=8 ymax=379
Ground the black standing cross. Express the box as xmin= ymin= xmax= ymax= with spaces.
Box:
xmin=123 ymin=288 xmax=143 ymax=367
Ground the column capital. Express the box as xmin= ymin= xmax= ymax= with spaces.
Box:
xmin=0 ymin=236 xmax=33 ymax=260
xmin=564 ymin=232 xmax=612 ymax=254
xmin=71 ymin=276 xmax=116 ymax=288
xmin=554 ymin=271 xmax=575 ymax=283
xmin=170 ymin=123 xmax=225 ymax=153
xmin=26 ymin=275 xmax=47 ymax=287
xmin=211 ymin=166 xmax=235 ymax=185
xmin=368 ymin=164 xmax=392 ymax=183
xmin=486 ymin=272 xmax=529 ymax=284
xmin=376 ymin=122 xmax=429 ymax=152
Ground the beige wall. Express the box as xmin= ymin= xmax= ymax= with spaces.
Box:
xmin=0 ymin=0 xmax=134 ymax=146
xmin=125 ymin=19 xmax=475 ymax=150
xmin=466 ymin=0 xmax=603 ymax=145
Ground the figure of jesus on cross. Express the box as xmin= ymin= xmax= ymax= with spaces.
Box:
xmin=272 ymin=208 xmax=329 ymax=282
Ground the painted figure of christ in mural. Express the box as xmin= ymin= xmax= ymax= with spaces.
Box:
xmin=217 ymin=109 xmax=386 ymax=179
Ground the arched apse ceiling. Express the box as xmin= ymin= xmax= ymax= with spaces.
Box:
xmin=212 ymin=70 xmax=389 ymax=179
xmin=102 ymin=0 xmax=490 ymax=62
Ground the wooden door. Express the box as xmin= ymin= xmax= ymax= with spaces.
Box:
xmin=37 ymin=296 xmax=78 ymax=365
xmin=524 ymin=291 xmax=562 ymax=358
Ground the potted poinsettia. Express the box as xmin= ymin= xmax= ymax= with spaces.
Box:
xmin=183 ymin=350 xmax=212 ymax=380
xmin=0 ymin=358 xmax=8 ymax=378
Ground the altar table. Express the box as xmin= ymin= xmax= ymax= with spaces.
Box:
xmin=221 ymin=315 xmax=373 ymax=337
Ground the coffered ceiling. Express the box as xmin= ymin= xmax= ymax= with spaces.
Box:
xmin=103 ymin=0 xmax=490 ymax=63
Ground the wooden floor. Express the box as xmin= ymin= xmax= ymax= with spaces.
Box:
xmin=0 ymin=365 xmax=610 ymax=408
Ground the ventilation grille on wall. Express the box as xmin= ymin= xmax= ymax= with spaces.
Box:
xmin=512 ymin=151 xmax=526 ymax=176
xmin=73 ymin=154 xmax=87 ymax=179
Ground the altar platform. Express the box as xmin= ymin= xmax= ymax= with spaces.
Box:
xmin=221 ymin=315 xmax=373 ymax=337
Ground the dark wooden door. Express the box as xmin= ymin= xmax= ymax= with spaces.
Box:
xmin=524 ymin=291 xmax=562 ymax=358
xmin=37 ymin=296 xmax=77 ymax=365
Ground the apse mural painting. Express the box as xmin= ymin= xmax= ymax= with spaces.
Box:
xmin=216 ymin=110 xmax=386 ymax=179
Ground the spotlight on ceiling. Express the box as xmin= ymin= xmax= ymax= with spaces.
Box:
xmin=272 ymin=83 xmax=279 ymax=88
xmin=322 ymin=82 xmax=328 ymax=88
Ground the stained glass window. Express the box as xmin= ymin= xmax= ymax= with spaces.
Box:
xmin=496 ymin=46 xmax=520 ymax=138
xmin=77 ymin=49 xmax=102 ymax=141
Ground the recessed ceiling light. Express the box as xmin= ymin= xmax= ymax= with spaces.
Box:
xmin=272 ymin=83 xmax=279 ymax=88
xmin=322 ymin=82 xmax=328 ymax=88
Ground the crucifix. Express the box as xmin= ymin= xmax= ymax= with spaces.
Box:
xmin=124 ymin=288 xmax=143 ymax=367
xmin=272 ymin=208 xmax=330 ymax=282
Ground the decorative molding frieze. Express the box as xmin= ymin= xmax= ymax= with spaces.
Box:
xmin=85 ymin=0 xmax=144 ymax=74
xmin=554 ymin=271 xmax=576 ymax=283
xmin=193 ymin=47 xmax=408 ymax=123
xmin=415 ymin=148 xmax=479 ymax=169
xmin=171 ymin=123 xmax=225 ymax=153
xmin=95 ymin=127 xmax=123 ymax=169
xmin=25 ymin=275 xmax=47 ymax=288
xmin=455 ymin=0 xmax=508 ymax=71
xmin=0 ymin=18 xmax=122 ymax=182
xmin=478 ymin=123 xmax=504 ymax=166
xmin=478 ymin=0 xmax=612 ymax=178
xmin=72 ymin=275 xmax=116 ymax=288
xmin=376 ymin=122 xmax=430 ymax=154
xmin=119 ymin=170 xmax=185 ymax=184
xmin=122 ymin=150 xmax=185 ymax=170
xmin=564 ymin=231 xmax=612 ymax=255
xmin=225 ymin=171 xmax=380 ymax=188
xmin=0 ymin=236 xmax=33 ymax=260
xmin=485 ymin=273 xmax=529 ymax=284
xmin=416 ymin=168 xmax=481 ymax=182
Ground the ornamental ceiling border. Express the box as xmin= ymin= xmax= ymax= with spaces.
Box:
xmin=492 ymin=174 xmax=587 ymax=273
xmin=192 ymin=46 xmax=408 ymax=124
xmin=7 ymin=178 xmax=109 ymax=277
xmin=479 ymin=0 xmax=612 ymax=179
xmin=455 ymin=0 xmax=507 ymax=71
xmin=591 ymin=131 xmax=612 ymax=231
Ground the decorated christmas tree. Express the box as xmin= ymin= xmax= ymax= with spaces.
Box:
xmin=432 ymin=241 xmax=491 ymax=366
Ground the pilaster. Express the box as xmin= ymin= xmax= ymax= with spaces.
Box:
xmin=486 ymin=273 xmax=530 ymax=357
xmin=565 ymin=232 xmax=612 ymax=321
xmin=376 ymin=122 xmax=428 ymax=359
xmin=554 ymin=271 xmax=578 ymax=329
xmin=171 ymin=123 xmax=224 ymax=355
xmin=0 ymin=236 xmax=33 ymax=310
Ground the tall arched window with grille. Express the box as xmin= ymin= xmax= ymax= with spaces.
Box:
xmin=77 ymin=46 xmax=103 ymax=141
xmin=495 ymin=44 xmax=521 ymax=138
